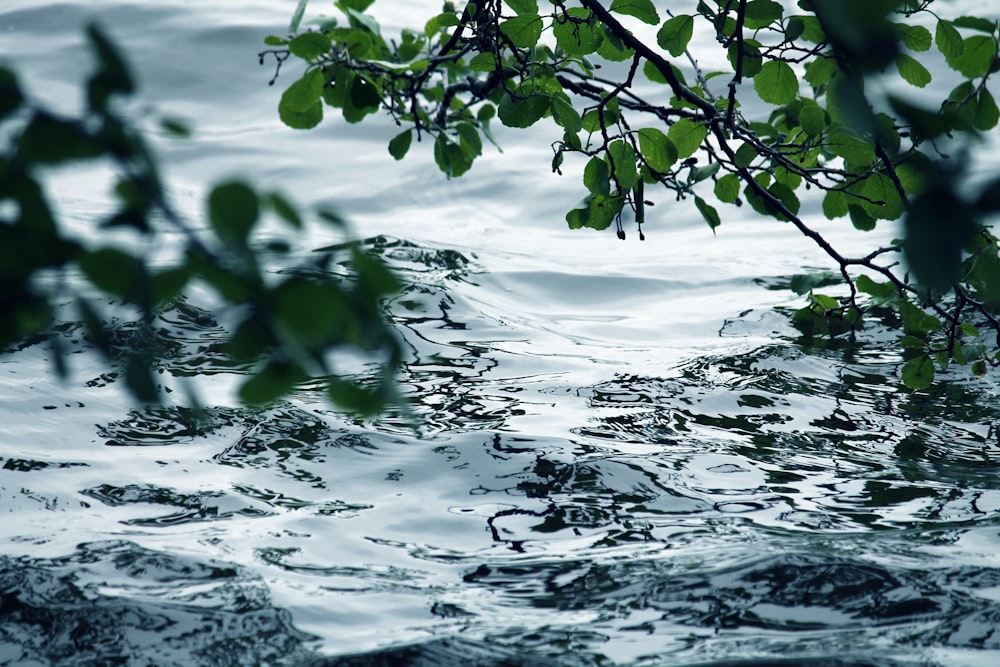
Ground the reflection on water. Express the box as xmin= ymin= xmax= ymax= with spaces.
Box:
xmin=5 ymin=238 xmax=1000 ymax=665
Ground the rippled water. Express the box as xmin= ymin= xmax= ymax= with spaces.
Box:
xmin=3 ymin=2 xmax=1000 ymax=665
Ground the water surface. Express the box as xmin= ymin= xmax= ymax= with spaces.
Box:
xmin=2 ymin=2 xmax=1000 ymax=666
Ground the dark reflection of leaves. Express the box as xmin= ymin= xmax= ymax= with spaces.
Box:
xmin=461 ymin=549 xmax=1000 ymax=658
xmin=80 ymin=483 xmax=272 ymax=526
xmin=310 ymin=636 xmax=563 ymax=667
xmin=98 ymin=405 xmax=242 ymax=446
xmin=0 ymin=540 xmax=317 ymax=666
xmin=358 ymin=237 xmax=532 ymax=435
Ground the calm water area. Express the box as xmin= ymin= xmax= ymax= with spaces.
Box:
xmin=3 ymin=2 xmax=1000 ymax=665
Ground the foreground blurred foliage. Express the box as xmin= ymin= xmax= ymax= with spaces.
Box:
xmin=0 ymin=25 xmax=400 ymax=412
xmin=265 ymin=0 xmax=1000 ymax=390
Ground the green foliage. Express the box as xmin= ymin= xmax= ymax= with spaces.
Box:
xmin=267 ymin=0 xmax=1000 ymax=392
xmin=2 ymin=25 xmax=400 ymax=412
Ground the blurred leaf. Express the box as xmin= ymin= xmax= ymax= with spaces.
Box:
xmin=290 ymin=0 xmax=310 ymax=32
xmin=125 ymin=353 xmax=159 ymax=403
xmin=0 ymin=66 xmax=24 ymax=120
xmin=208 ymin=181 xmax=259 ymax=246
xmin=77 ymin=247 xmax=147 ymax=301
xmin=267 ymin=192 xmax=303 ymax=228
xmin=86 ymin=24 xmax=134 ymax=111
xmin=240 ymin=360 xmax=306 ymax=405
xmin=18 ymin=113 xmax=100 ymax=164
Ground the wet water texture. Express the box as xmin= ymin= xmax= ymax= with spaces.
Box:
xmin=3 ymin=1 xmax=1000 ymax=666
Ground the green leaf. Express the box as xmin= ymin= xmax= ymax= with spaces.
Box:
xmin=953 ymin=16 xmax=998 ymax=33
xmin=499 ymin=14 xmax=543 ymax=48
xmin=506 ymin=0 xmax=538 ymax=15
xmin=946 ymin=35 xmax=997 ymax=78
xmin=743 ymin=0 xmax=783 ymax=30
xmin=902 ymin=355 xmax=934 ymax=391
xmin=553 ymin=8 xmax=601 ymax=57
xmin=566 ymin=195 xmax=624 ymax=231
xmin=667 ymin=118 xmax=707 ymax=159
xmin=607 ymin=140 xmax=638 ymax=191
xmin=799 ymin=103 xmax=826 ymax=136
xmin=734 ymin=142 xmax=758 ymax=168
xmin=804 ymin=57 xmax=837 ymax=88
xmin=264 ymin=35 xmax=289 ymax=46
xmin=936 ymin=20 xmax=965 ymax=58
xmin=498 ymin=86 xmax=550 ymax=128
xmin=822 ymin=190 xmax=848 ymax=219
xmin=469 ymin=53 xmax=498 ymax=72
xmin=425 ymin=11 xmax=461 ymax=37
xmin=728 ymin=39 xmax=763 ymax=78
xmin=637 ymin=127 xmax=678 ymax=173
xmin=433 ymin=133 xmax=474 ymax=177
xmin=209 ymin=181 xmax=259 ymax=245
xmin=861 ymin=172 xmax=906 ymax=221
xmin=896 ymin=53 xmax=932 ymax=87
xmin=279 ymin=68 xmax=325 ymax=129
xmin=551 ymin=97 xmax=582 ymax=133
xmin=584 ymin=156 xmax=611 ymax=196
xmin=345 ymin=75 xmax=380 ymax=122
xmin=848 ymin=204 xmax=876 ymax=231
xmin=610 ymin=0 xmax=659 ymax=25
xmin=827 ymin=131 xmax=875 ymax=168
xmin=694 ymin=195 xmax=721 ymax=232
xmin=976 ymin=88 xmax=1000 ymax=130
xmin=754 ymin=60 xmax=798 ymax=105
xmin=715 ymin=173 xmax=741 ymax=203
xmin=657 ymin=15 xmax=694 ymax=57
xmin=289 ymin=32 xmax=332 ymax=59
xmin=892 ymin=23 xmax=932 ymax=52
xmin=596 ymin=23 xmax=635 ymax=61
xmin=856 ymin=274 xmax=897 ymax=300
xmin=388 ymin=129 xmax=412 ymax=160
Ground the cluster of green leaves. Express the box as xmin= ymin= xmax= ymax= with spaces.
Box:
xmin=267 ymin=0 xmax=1000 ymax=390
xmin=1 ymin=25 xmax=400 ymax=411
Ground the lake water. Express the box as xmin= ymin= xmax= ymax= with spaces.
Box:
xmin=3 ymin=2 xmax=1000 ymax=665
